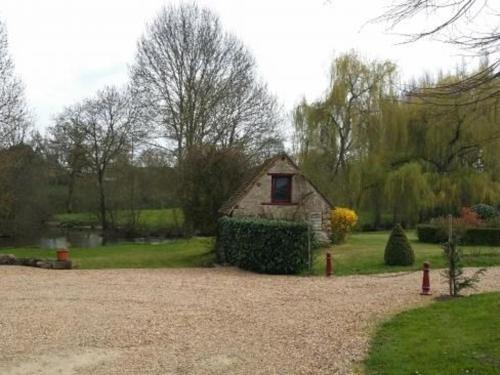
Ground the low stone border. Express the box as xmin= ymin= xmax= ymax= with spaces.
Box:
xmin=0 ymin=254 xmax=72 ymax=269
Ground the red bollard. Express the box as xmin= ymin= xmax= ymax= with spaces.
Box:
xmin=326 ymin=252 xmax=332 ymax=277
xmin=420 ymin=261 xmax=432 ymax=295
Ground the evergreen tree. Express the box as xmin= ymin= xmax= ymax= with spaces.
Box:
xmin=442 ymin=239 xmax=486 ymax=296
xmin=384 ymin=224 xmax=415 ymax=266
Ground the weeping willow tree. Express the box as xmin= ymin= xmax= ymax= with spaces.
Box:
xmin=294 ymin=51 xmax=397 ymax=208
xmin=384 ymin=162 xmax=434 ymax=225
xmin=294 ymin=52 xmax=500 ymax=227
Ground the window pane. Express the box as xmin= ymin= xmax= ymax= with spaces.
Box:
xmin=272 ymin=176 xmax=291 ymax=202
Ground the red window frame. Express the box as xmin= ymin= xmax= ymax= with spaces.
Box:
xmin=270 ymin=174 xmax=292 ymax=204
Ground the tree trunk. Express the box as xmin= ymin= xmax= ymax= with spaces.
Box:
xmin=97 ymin=171 xmax=108 ymax=244
xmin=66 ymin=171 xmax=76 ymax=213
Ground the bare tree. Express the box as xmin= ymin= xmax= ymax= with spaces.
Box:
xmin=0 ymin=19 xmax=31 ymax=148
xmin=375 ymin=0 xmax=500 ymax=102
xmin=54 ymin=86 xmax=142 ymax=233
xmin=48 ymin=113 xmax=89 ymax=213
xmin=130 ymin=3 xmax=282 ymax=161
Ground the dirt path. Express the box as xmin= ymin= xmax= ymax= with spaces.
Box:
xmin=1 ymin=266 xmax=499 ymax=374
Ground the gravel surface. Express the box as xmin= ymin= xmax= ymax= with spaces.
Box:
xmin=1 ymin=266 xmax=499 ymax=375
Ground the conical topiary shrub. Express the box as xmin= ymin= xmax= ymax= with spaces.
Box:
xmin=384 ymin=224 xmax=415 ymax=266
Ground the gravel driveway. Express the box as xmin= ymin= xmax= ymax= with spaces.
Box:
xmin=1 ymin=266 xmax=499 ymax=375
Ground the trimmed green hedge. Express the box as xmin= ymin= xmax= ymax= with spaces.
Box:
xmin=384 ymin=224 xmax=415 ymax=266
xmin=462 ymin=228 xmax=500 ymax=246
xmin=216 ymin=216 xmax=310 ymax=274
xmin=417 ymin=224 xmax=500 ymax=246
xmin=416 ymin=224 xmax=448 ymax=243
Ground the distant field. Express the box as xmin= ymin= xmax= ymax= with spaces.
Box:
xmin=55 ymin=208 xmax=184 ymax=230
xmin=313 ymin=231 xmax=500 ymax=276
xmin=4 ymin=237 xmax=213 ymax=269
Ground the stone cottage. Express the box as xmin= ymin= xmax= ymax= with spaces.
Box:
xmin=219 ymin=153 xmax=332 ymax=242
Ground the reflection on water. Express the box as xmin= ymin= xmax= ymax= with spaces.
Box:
xmin=0 ymin=228 xmax=106 ymax=249
xmin=0 ymin=227 xmax=177 ymax=249
xmin=39 ymin=230 xmax=104 ymax=249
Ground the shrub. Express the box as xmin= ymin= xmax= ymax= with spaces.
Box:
xmin=216 ymin=216 xmax=310 ymax=274
xmin=330 ymin=207 xmax=358 ymax=244
xmin=471 ymin=203 xmax=498 ymax=220
xmin=430 ymin=215 xmax=472 ymax=239
xmin=462 ymin=227 xmax=500 ymax=246
xmin=459 ymin=207 xmax=482 ymax=227
xmin=417 ymin=224 xmax=500 ymax=246
xmin=416 ymin=224 xmax=447 ymax=243
xmin=485 ymin=216 xmax=500 ymax=228
xmin=442 ymin=239 xmax=486 ymax=296
xmin=384 ymin=224 xmax=415 ymax=266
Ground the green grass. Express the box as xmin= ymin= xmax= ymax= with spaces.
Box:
xmin=313 ymin=231 xmax=500 ymax=276
xmin=365 ymin=292 xmax=500 ymax=375
xmin=4 ymin=237 xmax=213 ymax=269
xmin=55 ymin=211 xmax=98 ymax=227
xmin=4 ymin=230 xmax=500 ymax=274
xmin=55 ymin=208 xmax=184 ymax=230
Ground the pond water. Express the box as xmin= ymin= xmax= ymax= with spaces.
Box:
xmin=39 ymin=228 xmax=105 ymax=248
xmin=0 ymin=227 xmax=174 ymax=249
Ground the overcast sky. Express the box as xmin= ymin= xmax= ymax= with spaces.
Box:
xmin=1 ymin=0 xmax=476 ymax=132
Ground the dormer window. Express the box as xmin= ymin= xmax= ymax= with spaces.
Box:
xmin=271 ymin=174 xmax=292 ymax=204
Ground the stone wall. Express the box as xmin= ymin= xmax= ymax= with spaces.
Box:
xmin=0 ymin=254 xmax=72 ymax=269
xmin=231 ymin=157 xmax=331 ymax=242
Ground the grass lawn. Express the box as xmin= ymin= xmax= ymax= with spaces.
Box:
xmin=313 ymin=231 xmax=500 ymax=276
xmin=4 ymin=237 xmax=213 ymax=269
xmin=55 ymin=208 xmax=183 ymax=230
xmin=3 ymin=230 xmax=500 ymax=273
xmin=364 ymin=292 xmax=500 ymax=375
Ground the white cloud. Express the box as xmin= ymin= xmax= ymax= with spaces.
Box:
xmin=1 ymin=0 xmax=479 ymax=131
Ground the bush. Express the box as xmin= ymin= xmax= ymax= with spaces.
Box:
xmin=429 ymin=215 xmax=475 ymax=239
xmin=459 ymin=207 xmax=482 ymax=226
xmin=471 ymin=203 xmax=498 ymax=220
xmin=416 ymin=224 xmax=448 ymax=243
xmin=216 ymin=216 xmax=310 ymax=274
xmin=442 ymin=239 xmax=486 ymax=296
xmin=462 ymin=227 xmax=500 ymax=246
xmin=384 ymin=224 xmax=415 ymax=266
xmin=485 ymin=216 xmax=500 ymax=227
xmin=417 ymin=224 xmax=500 ymax=246
xmin=331 ymin=207 xmax=358 ymax=244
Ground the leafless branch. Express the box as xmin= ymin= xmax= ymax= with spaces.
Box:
xmin=130 ymin=3 xmax=282 ymax=161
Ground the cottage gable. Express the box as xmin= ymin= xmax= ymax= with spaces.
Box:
xmin=219 ymin=153 xmax=332 ymax=242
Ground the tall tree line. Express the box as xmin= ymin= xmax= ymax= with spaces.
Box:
xmin=0 ymin=19 xmax=50 ymax=239
xmin=0 ymin=4 xmax=283 ymax=239
xmin=294 ymin=52 xmax=500 ymax=227
xmin=45 ymin=3 xmax=283 ymax=237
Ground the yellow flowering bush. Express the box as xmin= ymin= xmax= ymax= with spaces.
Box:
xmin=330 ymin=207 xmax=358 ymax=244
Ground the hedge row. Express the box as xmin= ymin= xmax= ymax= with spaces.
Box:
xmin=216 ymin=216 xmax=310 ymax=274
xmin=416 ymin=224 xmax=500 ymax=246
xmin=462 ymin=228 xmax=500 ymax=246
xmin=415 ymin=225 xmax=448 ymax=243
